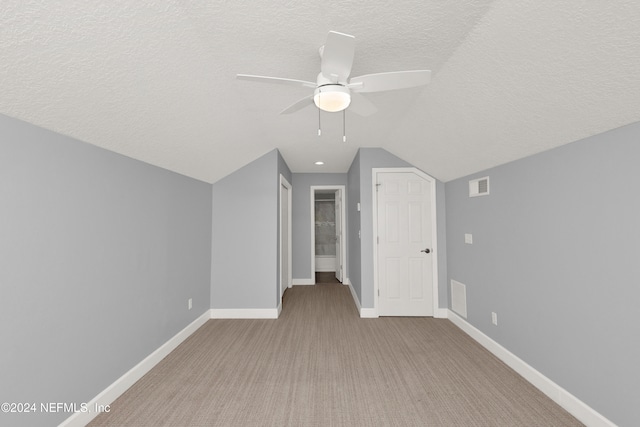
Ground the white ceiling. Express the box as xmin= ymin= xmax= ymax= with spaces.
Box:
xmin=2 ymin=1 xmax=639 ymax=183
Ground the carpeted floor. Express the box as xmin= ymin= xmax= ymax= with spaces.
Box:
xmin=90 ymin=280 xmax=582 ymax=426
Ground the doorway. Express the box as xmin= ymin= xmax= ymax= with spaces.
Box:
xmin=373 ymin=168 xmax=439 ymax=316
xmin=310 ymin=186 xmax=346 ymax=284
xmin=280 ymin=175 xmax=292 ymax=303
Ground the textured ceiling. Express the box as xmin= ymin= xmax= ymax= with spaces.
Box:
xmin=2 ymin=1 xmax=639 ymax=183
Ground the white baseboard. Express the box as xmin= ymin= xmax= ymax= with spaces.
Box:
xmin=345 ymin=280 xmax=443 ymax=319
xmin=346 ymin=279 xmax=378 ymax=318
xmin=292 ymin=278 xmax=314 ymax=285
xmin=446 ymin=310 xmax=615 ymax=427
xmin=434 ymin=308 xmax=448 ymax=318
xmin=59 ymin=310 xmax=211 ymax=427
xmin=346 ymin=279 xmax=361 ymax=313
xmin=210 ymin=308 xmax=278 ymax=319
xmin=359 ymin=308 xmax=378 ymax=318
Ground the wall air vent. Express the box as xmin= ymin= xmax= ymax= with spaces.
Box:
xmin=469 ymin=176 xmax=490 ymax=197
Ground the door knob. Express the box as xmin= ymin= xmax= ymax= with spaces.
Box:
xmin=420 ymin=248 xmax=431 ymax=254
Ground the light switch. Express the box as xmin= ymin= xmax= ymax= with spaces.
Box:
xmin=464 ymin=233 xmax=473 ymax=244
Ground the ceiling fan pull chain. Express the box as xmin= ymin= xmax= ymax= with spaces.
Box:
xmin=318 ymin=91 xmax=322 ymax=136
xmin=343 ymin=109 xmax=347 ymax=142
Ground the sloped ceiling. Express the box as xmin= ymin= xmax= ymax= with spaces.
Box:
xmin=2 ymin=1 xmax=639 ymax=183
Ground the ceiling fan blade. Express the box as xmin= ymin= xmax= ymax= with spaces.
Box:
xmin=349 ymin=70 xmax=431 ymax=93
xmin=236 ymin=74 xmax=316 ymax=89
xmin=320 ymin=31 xmax=355 ymax=82
xmin=348 ymin=92 xmax=377 ymax=116
xmin=280 ymin=95 xmax=314 ymax=114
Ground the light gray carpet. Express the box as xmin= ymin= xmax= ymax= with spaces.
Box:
xmin=90 ymin=282 xmax=582 ymax=426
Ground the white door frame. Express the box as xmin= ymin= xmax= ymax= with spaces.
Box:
xmin=310 ymin=185 xmax=347 ymax=283
xmin=279 ymin=175 xmax=292 ymax=305
xmin=372 ymin=168 xmax=440 ymax=317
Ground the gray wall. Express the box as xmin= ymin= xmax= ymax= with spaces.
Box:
xmin=211 ymin=149 xmax=281 ymax=309
xmin=0 ymin=114 xmax=212 ymax=427
xmin=445 ymin=122 xmax=640 ymax=426
xmin=349 ymin=148 xmax=448 ymax=310
xmin=435 ymin=180 xmax=448 ymax=309
xmin=291 ymin=173 xmax=348 ymax=281
xmin=347 ymin=152 xmax=362 ymax=299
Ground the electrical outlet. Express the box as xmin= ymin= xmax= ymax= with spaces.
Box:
xmin=188 ymin=298 xmax=192 ymax=310
xmin=491 ymin=312 xmax=498 ymax=325
xmin=465 ymin=233 xmax=473 ymax=244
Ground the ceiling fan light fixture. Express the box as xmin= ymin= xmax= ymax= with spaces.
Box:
xmin=314 ymin=85 xmax=351 ymax=112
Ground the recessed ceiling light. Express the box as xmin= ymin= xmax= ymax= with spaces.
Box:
xmin=314 ymin=161 xmax=324 ymax=165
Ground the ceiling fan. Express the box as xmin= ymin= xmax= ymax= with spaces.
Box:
xmin=237 ymin=31 xmax=431 ymax=117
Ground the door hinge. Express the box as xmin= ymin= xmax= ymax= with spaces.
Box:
xmin=377 ymin=236 xmax=379 ymax=244
xmin=378 ymin=289 xmax=380 ymax=296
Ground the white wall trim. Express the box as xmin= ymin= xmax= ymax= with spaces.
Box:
xmin=446 ymin=310 xmax=615 ymax=427
xmin=346 ymin=278 xmax=379 ymax=318
xmin=292 ymin=278 xmax=315 ymax=285
xmin=433 ymin=308 xmax=448 ymax=319
xmin=359 ymin=307 xmax=378 ymax=318
xmin=346 ymin=278 xmax=360 ymax=311
xmin=279 ymin=174 xmax=293 ymax=308
xmin=210 ymin=308 xmax=279 ymax=319
xmin=59 ymin=310 xmax=211 ymax=427
xmin=372 ymin=167 xmax=440 ymax=317
xmin=346 ymin=279 xmax=361 ymax=314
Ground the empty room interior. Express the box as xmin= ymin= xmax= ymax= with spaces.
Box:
xmin=2 ymin=2 xmax=639 ymax=426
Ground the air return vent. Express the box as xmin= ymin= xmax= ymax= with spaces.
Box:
xmin=469 ymin=176 xmax=490 ymax=197
xmin=451 ymin=280 xmax=467 ymax=318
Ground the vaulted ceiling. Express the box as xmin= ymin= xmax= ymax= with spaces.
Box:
xmin=2 ymin=1 xmax=639 ymax=183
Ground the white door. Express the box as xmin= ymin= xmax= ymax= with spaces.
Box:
xmin=377 ymin=172 xmax=433 ymax=316
xmin=334 ymin=190 xmax=343 ymax=282
xmin=280 ymin=181 xmax=291 ymax=298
